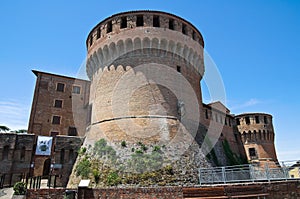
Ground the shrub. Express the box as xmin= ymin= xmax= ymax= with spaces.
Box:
xmin=153 ymin=146 xmax=161 ymax=152
xmin=106 ymin=172 xmax=120 ymax=186
xmin=121 ymin=140 xmax=127 ymax=147
xmin=13 ymin=181 xmax=27 ymax=195
xmin=93 ymin=169 xmax=100 ymax=184
xmin=76 ymin=157 xmax=91 ymax=178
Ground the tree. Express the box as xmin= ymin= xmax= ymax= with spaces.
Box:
xmin=0 ymin=125 xmax=10 ymax=132
xmin=16 ymin=129 xmax=27 ymax=134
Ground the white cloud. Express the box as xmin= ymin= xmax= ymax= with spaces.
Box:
xmin=0 ymin=100 xmax=30 ymax=130
xmin=229 ymin=98 xmax=261 ymax=111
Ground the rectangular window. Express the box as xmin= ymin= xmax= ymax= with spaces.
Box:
xmin=52 ymin=116 xmax=61 ymax=125
xmin=177 ymin=66 xmax=181 ymax=73
xmin=56 ymin=83 xmax=65 ymax=92
xmin=68 ymin=127 xmax=78 ymax=136
xmin=89 ymin=36 xmax=93 ymax=46
xmin=205 ymin=109 xmax=209 ymax=119
xmin=153 ymin=15 xmax=160 ymax=27
xmin=182 ymin=24 xmax=187 ymax=35
xmin=225 ymin=118 xmax=228 ymax=125
xmin=54 ymin=99 xmax=63 ymax=108
xmin=169 ymin=19 xmax=174 ymax=30
xmin=264 ymin=116 xmax=268 ymax=124
xmin=96 ymin=27 xmax=101 ymax=39
xmin=107 ymin=21 xmax=112 ymax=33
xmin=255 ymin=116 xmax=260 ymax=124
xmin=245 ymin=116 xmax=250 ymax=125
xmin=229 ymin=119 xmax=232 ymax=127
xmin=121 ymin=17 xmax=127 ymax=29
xmin=72 ymin=85 xmax=81 ymax=94
xmin=236 ymin=118 xmax=240 ymax=125
xmin=192 ymin=31 xmax=196 ymax=40
xmin=249 ymin=148 xmax=256 ymax=157
xmin=136 ymin=15 xmax=144 ymax=27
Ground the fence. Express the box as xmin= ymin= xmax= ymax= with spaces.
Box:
xmin=199 ymin=160 xmax=300 ymax=185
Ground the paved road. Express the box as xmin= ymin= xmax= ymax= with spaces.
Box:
xmin=0 ymin=188 xmax=14 ymax=199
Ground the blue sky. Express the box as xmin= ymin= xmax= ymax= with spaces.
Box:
xmin=0 ymin=1 xmax=299 ymax=161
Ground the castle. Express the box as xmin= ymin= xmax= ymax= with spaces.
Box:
xmin=0 ymin=10 xmax=278 ymax=188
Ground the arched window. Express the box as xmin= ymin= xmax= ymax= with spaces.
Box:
xmin=2 ymin=145 xmax=9 ymax=160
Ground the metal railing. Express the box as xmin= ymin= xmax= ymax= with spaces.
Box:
xmin=199 ymin=160 xmax=300 ymax=185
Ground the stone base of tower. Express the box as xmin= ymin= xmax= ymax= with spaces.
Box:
xmin=67 ymin=120 xmax=212 ymax=188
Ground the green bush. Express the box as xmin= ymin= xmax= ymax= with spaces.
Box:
xmin=121 ymin=140 xmax=127 ymax=147
xmin=106 ymin=172 xmax=120 ymax=186
xmin=13 ymin=181 xmax=27 ymax=195
xmin=76 ymin=157 xmax=91 ymax=178
xmin=93 ymin=169 xmax=100 ymax=184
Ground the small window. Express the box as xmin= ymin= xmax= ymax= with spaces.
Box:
xmin=225 ymin=118 xmax=228 ymax=125
xmin=72 ymin=85 xmax=81 ymax=94
xmin=136 ymin=15 xmax=144 ymax=27
xmin=153 ymin=15 xmax=160 ymax=27
xmin=205 ymin=109 xmax=209 ymax=119
xmin=182 ymin=24 xmax=187 ymax=35
xmin=177 ymin=66 xmax=181 ymax=73
xmin=50 ymin=132 xmax=59 ymax=137
xmin=169 ymin=19 xmax=174 ymax=30
xmin=229 ymin=119 xmax=232 ymax=127
xmin=192 ymin=31 xmax=196 ymax=40
xmin=60 ymin=149 xmax=65 ymax=164
xmin=96 ymin=27 xmax=101 ymax=39
xmin=52 ymin=116 xmax=61 ymax=125
xmin=107 ymin=21 xmax=112 ymax=33
xmin=236 ymin=118 xmax=240 ymax=125
xmin=89 ymin=36 xmax=93 ymax=46
xmin=2 ymin=145 xmax=9 ymax=160
xmin=249 ymin=148 xmax=256 ymax=157
xmin=56 ymin=83 xmax=65 ymax=92
xmin=264 ymin=116 xmax=268 ymax=124
xmin=68 ymin=127 xmax=78 ymax=136
xmin=54 ymin=99 xmax=63 ymax=108
xmin=255 ymin=116 xmax=260 ymax=124
xmin=245 ymin=116 xmax=250 ymax=125
xmin=121 ymin=17 xmax=127 ymax=29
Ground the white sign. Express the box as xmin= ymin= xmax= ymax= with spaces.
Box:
xmin=35 ymin=136 xmax=53 ymax=156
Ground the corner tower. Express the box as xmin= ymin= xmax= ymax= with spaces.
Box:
xmin=235 ymin=113 xmax=278 ymax=166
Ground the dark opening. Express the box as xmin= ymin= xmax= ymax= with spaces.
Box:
xmin=192 ymin=31 xmax=196 ymax=40
xmin=182 ymin=24 xmax=187 ymax=35
xmin=153 ymin=15 xmax=160 ymax=27
xmin=2 ymin=145 xmax=9 ymax=160
xmin=43 ymin=158 xmax=51 ymax=177
xmin=56 ymin=83 xmax=65 ymax=92
xmin=68 ymin=127 xmax=78 ymax=136
xmin=245 ymin=116 xmax=250 ymax=124
xmin=264 ymin=116 xmax=268 ymax=124
xmin=169 ymin=19 xmax=174 ymax=30
xmin=205 ymin=109 xmax=209 ymax=119
xmin=249 ymin=148 xmax=256 ymax=157
xmin=96 ymin=27 xmax=101 ymax=39
xmin=54 ymin=99 xmax=62 ymax=108
xmin=177 ymin=66 xmax=181 ymax=73
xmin=225 ymin=118 xmax=228 ymax=125
xmin=52 ymin=116 xmax=61 ymax=125
xmin=60 ymin=149 xmax=65 ymax=164
xmin=89 ymin=36 xmax=93 ymax=46
xmin=229 ymin=119 xmax=232 ymax=127
xmin=107 ymin=21 xmax=112 ymax=33
xmin=121 ymin=17 xmax=127 ymax=29
xmin=255 ymin=116 xmax=260 ymax=124
xmin=50 ymin=132 xmax=59 ymax=137
xmin=136 ymin=15 xmax=144 ymax=27
xmin=236 ymin=118 xmax=240 ymax=125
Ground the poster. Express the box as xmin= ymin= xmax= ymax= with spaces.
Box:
xmin=35 ymin=136 xmax=53 ymax=156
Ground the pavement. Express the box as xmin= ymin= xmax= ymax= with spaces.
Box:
xmin=0 ymin=187 xmax=14 ymax=199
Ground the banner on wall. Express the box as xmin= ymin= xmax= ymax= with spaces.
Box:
xmin=35 ymin=136 xmax=53 ymax=156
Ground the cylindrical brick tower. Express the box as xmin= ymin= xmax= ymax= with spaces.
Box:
xmin=235 ymin=113 xmax=278 ymax=167
xmin=68 ymin=11 xmax=211 ymax=187
xmin=85 ymin=11 xmax=205 ymax=144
